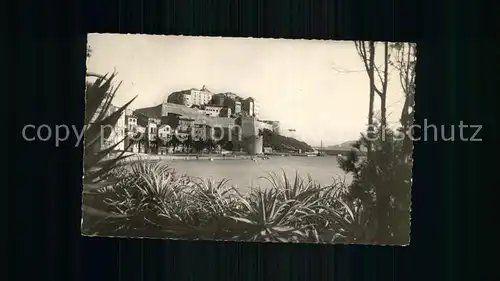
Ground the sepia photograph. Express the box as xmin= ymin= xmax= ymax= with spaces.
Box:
xmin=82 ymin=34 xmax=414 ymax=245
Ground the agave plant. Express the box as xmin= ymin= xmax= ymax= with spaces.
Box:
xmin=187 ymin=177 xmax=238 ymax=216
xmin=98 ymin=160 xmax=195 ymax=235
xmin=81 ymin=72 xmax=137 ymax=234
xmin=317 ymin=199 xmax=375 ymax=243
xmin=262 ymin=170 xmax=325 ymax=203
xmin=226 ymin=187 xmax=312 ymax=242
xmin=160 ymin=178 xmax=244 ymax=239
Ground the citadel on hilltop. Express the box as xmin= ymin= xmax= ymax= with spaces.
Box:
xmin=103 ymin=85 xmax=282 ymax=155
xmin=164 ymin=85 xmax=262 ymax=120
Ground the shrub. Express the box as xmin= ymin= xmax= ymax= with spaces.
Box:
xmin=89 ymin=160 xmax=365 ymax=243
xmin=81 ymin=72 xmax=137 ymax=234
xmin=337 ymin=124 xmax=412 ymax=244
xmin=92 ymin=159 xmax=194 ymax=237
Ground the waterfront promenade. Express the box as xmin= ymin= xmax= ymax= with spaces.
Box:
xmin=119 ymin=151 xmax=345 ymax=161
xmin=120 ymin=152 xmax=268 ymax=161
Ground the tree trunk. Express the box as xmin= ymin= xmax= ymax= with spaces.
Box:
xmin=400 ymin=43 xmax=416 ymax=158
xmin=380 ymin=42 xmax=389 ymax=128
xmin=375 ymin=188 xmax=391 ymax=243
xmin=354 ymin=41 xmax=376 ymax=158
xmin=367 ymin=42 xmax=376 ymax=159
xmin=375 ymin=42 xmax=391 ymax=244
xmin=356 ymin=41 xmax=392 ymax=243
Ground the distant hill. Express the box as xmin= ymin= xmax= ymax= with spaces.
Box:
xmin=261 ymin=129 xmax=314 ymax=152
xmin=327 ymin=140 xmax=358 ymax=149
xmin=310 ymin=140 xmax=359 ymax=151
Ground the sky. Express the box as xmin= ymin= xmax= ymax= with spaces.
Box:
xmin=87 ymin=34 xmax=409 ymax=147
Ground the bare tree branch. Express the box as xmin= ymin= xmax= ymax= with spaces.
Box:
xmin=389 ymin=42 xmax=416 ymax=130
xmin=331 ymin=62 xmax=384 ymax=74
xmin=355 ymin=41 xmax=371 ymax=74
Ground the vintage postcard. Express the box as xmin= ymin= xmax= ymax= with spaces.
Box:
xmin=82 ymin=34 xmax=414 ymax=245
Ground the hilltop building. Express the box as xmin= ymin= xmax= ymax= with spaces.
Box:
xmin=130 ymin=89 xmax=273 ymax=155
xmin=218 ymin=92 xmax=242 ymax=101
xmin=211 ymin=93 xmax=226 ymax=106
xmin=167 ymin=85 xmax=213 ymax=107
xmin=211 ymin=93 xmax=243 ymax=116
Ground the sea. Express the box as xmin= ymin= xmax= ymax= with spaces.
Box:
xmin=163 ymin=155 xmax=352 ymax=193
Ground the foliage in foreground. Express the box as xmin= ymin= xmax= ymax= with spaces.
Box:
xmin=82 ymin=72 xmax=136 ymax=233
xmin=338 ymin=124 xmax=412 ymax=245
xmin=86 ymin=159 xmax=371 ymax=244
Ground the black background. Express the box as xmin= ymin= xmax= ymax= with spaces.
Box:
xmin=8 ymin=0 xmax=489 ymax=280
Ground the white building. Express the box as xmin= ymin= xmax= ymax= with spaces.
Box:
xmin=201 ymin=105 xmax=223 ymax=117
xmin=125 ymin=115 xmax=138 ymax=132
xmin=242 ymin=97 xmax=259 ymax=118
xmin=257 ymin=120 xmax=273 ymax=131
xmin=259 ymin=120 xmax=281 ymax=134
xmin=190 ymin=86 xmax=213 ymax=106
xmin=253 ymin=101 xmax=260 ymax=118
xmin=158 ymin=124 xmax=171 ymax=140
xmin=167 ymin=85 xmax=213 ymax=107
xmin=98 ymin=105 xmax=126 ymax=151
xmin=146 ymin=118 xmax=160 ymax=141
